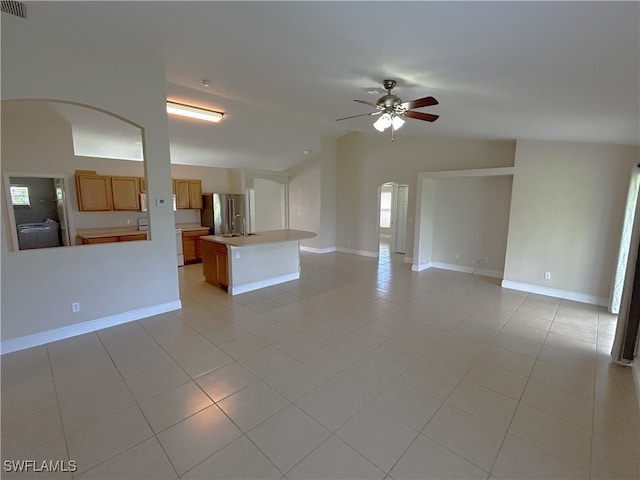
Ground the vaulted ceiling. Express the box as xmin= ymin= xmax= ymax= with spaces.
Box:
xmin=16 ymin=1 xmax=640 ymax=171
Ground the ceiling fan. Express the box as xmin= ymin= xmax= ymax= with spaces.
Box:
xmin=337 ymin=79 xmax=439 ymax=140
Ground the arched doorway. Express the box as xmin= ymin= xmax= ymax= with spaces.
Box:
xmin=378 ymin=182 xmax=409 ymax=260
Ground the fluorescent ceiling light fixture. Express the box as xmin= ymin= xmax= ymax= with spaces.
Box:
xmin=166 ymin=101 xmax=223 ymax=123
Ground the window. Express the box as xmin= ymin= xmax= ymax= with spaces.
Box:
xmin=380 ymin=189 xmax=392 ymax=228
xmin=10 ymin=185 xmax=30 ymax=206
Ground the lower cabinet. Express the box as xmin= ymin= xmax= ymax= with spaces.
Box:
xmin=203 ymin=241 xmax=229 ymax=288
xmin=80 ymin=233 xmax=148 ymax=244
xmin=182 ymin=229 xmax=210 ymax=263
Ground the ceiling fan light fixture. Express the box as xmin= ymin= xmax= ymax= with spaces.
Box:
xmin=166 ymin=101 xmax=223 ymax=123
xmin=391 ymin=115 xmax=405 ymax=130
xmin=373 ymin=112 xmax=392 ymax=132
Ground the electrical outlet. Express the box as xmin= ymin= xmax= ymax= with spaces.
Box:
xmin=544 ymin=272 xmax=551 ymax=280
xmin=454 ymin=253 xmax=460 ymax=259
xmin=235 ymin=251 xmax=240 ymax=259
xmin=72 ymin=302 xmax=80 ymax=313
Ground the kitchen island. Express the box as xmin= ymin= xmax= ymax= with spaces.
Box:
xmin=200 ymin=229 xmax=316 ymax=295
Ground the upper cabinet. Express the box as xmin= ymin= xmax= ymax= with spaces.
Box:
xmin=76 ymin=171 xmax=144 ymax=211
xmin=77 ymin=170 xmax=203 ymax=212
xmin=173 ymin=178 xmax=202 ymax=209
xmin=111 ymin=176 xmax=141 ymax=211
xmin=76 ymin=171 xmax=112 ymax=211
xmin=188 ymin=180 xmax=203 ymax=209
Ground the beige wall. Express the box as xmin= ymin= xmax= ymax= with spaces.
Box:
xmin=336 ymin=132 xmax=516 ymax=256
xmin=503 ymin=139 xmax=639 ymax=303
xmin=432 ymin=176 xmax=512 ymax=273
xmin=1 ymin=15 xmax=178 ymax=346
xmin=253 ymin=178 xmax=286 ymax=231
xmin=289 ymin=135 xmax=337 ymax=251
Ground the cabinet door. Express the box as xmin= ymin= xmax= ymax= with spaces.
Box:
xmin=76 ymin=174 xmax=112 ymax=211
xmin=120 ymin=234 xmax=147 ymax=242
xmin=111 ymin=176 xmax=141 ymax=211
xmin=188 ymin=180 xmax=203 ymax=209
xmin=217 ymin=250 xmax=228 ymax=286
xmin=193 ymin=229 xmax=209 ymax=260
xmin=174 ymin=179 xmax=190 ymax=209
xmin=84 ymin=236 xmax=119 ymax=244
xmin=182 ymin=236 xmax=198 ymax=263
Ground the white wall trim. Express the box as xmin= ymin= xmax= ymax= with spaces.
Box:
xmin=230 ymin=272 xmax=300 ymax=295
xmin=1 ymin=300 xmax=182 ymax=355
xmin=430 ymin=261 xmax=504 ymax=279
xmin=336 ymin=247 xmax=379 ymax=258
xmin=501 ymin=280 xmax=609 ymax=306
xmin=412 ymin=261 xmax=432 ymax=272
xmin=300 ymin=245 xmax=336 ymax=254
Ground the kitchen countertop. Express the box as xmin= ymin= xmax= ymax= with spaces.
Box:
xmin=201 ymin=229 xmax=316 ymax=247
xmin=76 ymin=227 xmax=148 ymax=239
xmin=176 ymin=223 xmax=210 ymax=232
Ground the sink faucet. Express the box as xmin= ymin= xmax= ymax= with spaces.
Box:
xmin=232 ymin=214 xmax=246 ymax=237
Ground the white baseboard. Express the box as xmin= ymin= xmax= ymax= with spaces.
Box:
xmin=230 ymin=272 xmax=300 ymax=295
xmin=300 ymin=245 xmax=336 ymax=254
xmin=501 ymin=280 xmax=609 ymax=306
xmin=430 ymin=261 xmax=504 ymax=279
xmin=336 ymin=247 xmax=379 ymax=258
xmin=1 ymin=300 xmax=182 ymax=355
xmin=412 ymin=261 xmax=432 ymax=272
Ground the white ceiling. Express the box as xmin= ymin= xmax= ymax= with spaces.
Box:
xmin=21 ymin=1 xmax=640 ymax=171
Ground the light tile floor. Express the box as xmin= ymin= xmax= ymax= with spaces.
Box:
xmin=2 ymin=246 xmax=639 ymax=479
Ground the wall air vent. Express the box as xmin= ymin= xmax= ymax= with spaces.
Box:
xmin=1 ymin=1 xmax=27 ymax=18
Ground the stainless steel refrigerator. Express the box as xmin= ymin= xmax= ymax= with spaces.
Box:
xmin=201 ymin=193 xmax=247 ymax=235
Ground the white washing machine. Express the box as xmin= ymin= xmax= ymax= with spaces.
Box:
xmin=175 ymin=229 xmax=184 ymax=266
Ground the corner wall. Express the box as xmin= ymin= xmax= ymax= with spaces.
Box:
xmin=336 ymin=132 xmax=516 ymax=256
xmin=289 ymin=135 xmax=337 ymax=252
xmin=1 ymin=14 xmax=179 ymax=350
xmin=503 ymin=139 xmax=639 ymax=304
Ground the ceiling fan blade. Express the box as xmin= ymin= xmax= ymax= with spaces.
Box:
xmin=336 ymin=111 xmax=381 ymax=121
xmin=353 ymin=99 xmax=378 ymax=107
xmin=402 ymin=96 xmax=438 ymax=110
xmin=404 ymin=110 xmax=439 ymax=122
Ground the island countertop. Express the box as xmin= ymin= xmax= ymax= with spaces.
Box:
xmin=201 ymin=229 xmax=316 ymax=247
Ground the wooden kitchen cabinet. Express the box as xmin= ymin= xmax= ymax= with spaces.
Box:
xmin=173 ymin=179 xmax=190 ymax=209
xmin=214 ymin=242 xmax=229 ymax=286
xmin=79 ymin=232 xmax=148 ymax=244
xmin=111 ymin=176 xmax=141 ymax=211
xmin=119 ymin=233 xmax=148 ymax=241
xmin=202 ymin=240 xmax=228 ymax=288
xmin=188 ymin=180 xmax=203 ymax=209
xmin=83 ymin=236 xmax=120 ymax=244
xmin=173 ymin=178 xmax=203 ymax=209
xmin=182 ymin=228 xmax=209 ymax=263
xmin=76 ymin=171 xmax=112 ymax=211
